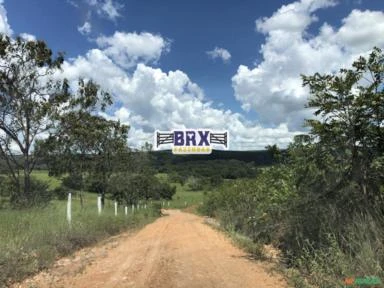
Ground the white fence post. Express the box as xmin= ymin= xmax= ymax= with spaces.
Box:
xmin=132 ymin=204 xmax=135 ymax=213
xmin=125 ymin=206 xmax=128 ymax=216
xmin=114 ymin=201 xmax=118 ymax=216
xmin=97 ymin=195 xmax=102 ymax=215
xmin=67 ymin=192 xmax=72 ymax=225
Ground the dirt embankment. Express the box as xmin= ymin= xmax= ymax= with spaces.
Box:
xmin=14 ymin=210 xmax=288 ymax=288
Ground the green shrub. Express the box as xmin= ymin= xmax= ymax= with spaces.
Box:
xmin=86 ymin=177 xmax=105 ymax=194
xmin=152 ymin=181 xmax=176 ymax=200
xmin=150 ymin=202 xmax=162 ymax=217
xmin=53 ymin=185 xmax=71 ymax=200
xmin=10 ymin=178 xmax=52 ymax=208
xmin=62 ymin=173 xmax=83 ymax=190
xmin=186 ymin=176 xmax=203 ymax=191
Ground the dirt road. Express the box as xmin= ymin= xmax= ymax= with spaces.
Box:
xmin=15 ymin=210 xmax=288 ymax=288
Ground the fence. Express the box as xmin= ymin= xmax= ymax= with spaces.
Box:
xmin=66 ymin=193 xmax=179 ymax=225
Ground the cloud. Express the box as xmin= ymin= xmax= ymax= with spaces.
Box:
xmin=255 ymin=0 xmax=337 ymax=34
xmin=86 ymin=0 xmax=123 ymax=21
xmin=99 ymin=0 xmax=122 ymax=20
xmin=66 ymin=0 xmax=79 ymax=8
xmin=19 ymin=33 xmax=36 ymax=41
xmin=207 ymin=47 xmax=231 ymax=63
xmin=0 ymin=0 xmax=12 ymax=35
xmin=96 ymin=31 xmax=170 ymax=69
xmin=77 ymin=21 xmax=92 ymax=35
xmin=232 ymin=0 xmax=384 ymax=130
xmin=57 ymin=47 xmax=300 ymax=150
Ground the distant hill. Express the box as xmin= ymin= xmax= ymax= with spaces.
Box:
xmin=151 ymin=149 xmax=274 ymax=167
xmin=0 ymin=149 xmax=276 ymax=173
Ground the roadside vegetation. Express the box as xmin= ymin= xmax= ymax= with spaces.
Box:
xmin=0 ymin=192 xmax=159 ymax=287
xmin=201 ymin=48 xmax=384 ymax=287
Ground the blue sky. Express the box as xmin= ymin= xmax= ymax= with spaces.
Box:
xmin=1 ymin=0 xmax=384 ymax=149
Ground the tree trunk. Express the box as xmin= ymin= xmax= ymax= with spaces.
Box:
xmin=23 ymin=153 xmax=31 ymax=203
xmin=101 ymin=190 xmax=105 ymax=208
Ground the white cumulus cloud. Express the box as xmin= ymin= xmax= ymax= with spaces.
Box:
xmin=207 ymin=47 xmax=231 ymax=63
xmin=57 ymin=46 xmax=300 ymax=150
xmin=96 ymin=31 xmax=170 ymax=69
xmin=232 ymin=0 xmax=384 ymax=131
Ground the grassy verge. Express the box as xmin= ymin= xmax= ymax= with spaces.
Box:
xmin=165 ymin=183 xmax=205 ymax=209
xmin=0 ymin=193 xmax=159 ymax=287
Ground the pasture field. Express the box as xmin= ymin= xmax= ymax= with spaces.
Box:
xmin=164 ymin=183 xmax=205 ymax=209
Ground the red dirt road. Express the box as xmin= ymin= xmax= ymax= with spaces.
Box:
xmin=14 ymin=210 xmax=288 ymax=288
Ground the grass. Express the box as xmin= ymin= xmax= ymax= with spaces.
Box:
xmin=0 ymin=189 xmax=159 ymax=287
xmin=165 ymin=182 xmax=205 ymax=209
xmin=155 ymin=173 xmax=205 ymax=210
xmin=0 ymin=171 xmax=207 ymax=287
xmin=30 ymin=170 xmax=62 ymax=189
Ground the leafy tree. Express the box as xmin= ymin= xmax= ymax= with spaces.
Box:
xmin=301 ymin=46 xmax=384 ymax=212
xmin=265 ymin=144 xmax=282 ymax=164
xmin=0 ymin=35 xmax=69 ymax=206
xmin=279 ymin=47 xmax=384 ymax=256
xmin=0 ymin=34 xmax=113 ymax=207
xmin=109 ymin=172 xmax=176 ymax=205
xmin=41 ymin=111 xmax=128 ymax=208
xmin=83 ymin=117 xmax=129 ymax=206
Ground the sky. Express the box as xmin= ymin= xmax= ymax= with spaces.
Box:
xmin=1 ymin=0 xmax=384 ymax=150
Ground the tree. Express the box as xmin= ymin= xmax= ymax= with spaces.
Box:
xmin=0 ymin=33 xmax=112 ymax=207
xmin=86 ymin=117 xmax=129 ymax=207
xmin=41 ymin=111 xmax=127 ymax=208
xmin=109 ymin=172 xmax=176 ymax=205
xmin=301 ymin=46 xmax=384 ymax=212
xmin=265 ymin=144 xmax=282 ymax=164
xmin=0 ymin=35 xmax=67 ymax=206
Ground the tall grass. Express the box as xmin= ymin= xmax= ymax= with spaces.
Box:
xmin=201 ymin=171 xmax=384 ymax=288
xmin=0 ymin=194 xmax=158 ymax=287
xmin=290 ymin=212 xmax=384 ymax=288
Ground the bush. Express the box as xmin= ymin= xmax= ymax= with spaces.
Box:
xmin=152 ymin=181 xmax=176 ymax=200
xmin=168 ymin=172 xmax=187 ymax=185
xmin=62 ymin=173 xmax=83 ymax=190
xmin=53 ymin=185 xmax=71 ymax=200
xmin=10 ymin=178 xmax=52 ymax=208
xmin=150 ymin=202 xmax=162 ymax=217
xmin=86 ymin=177 xmax=105 ymax=194
xmin=186 ymin=176 xmax=203 ymax=191
xmin=109 ymin=173 xmax=176 ymax=204
xmin=209 ymin=174 xmax=223 ymax=187
xmin=0 ymin=175 xmax=12 ymax=197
